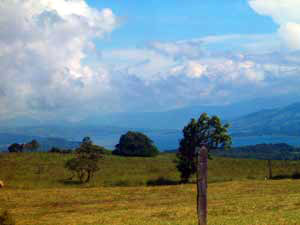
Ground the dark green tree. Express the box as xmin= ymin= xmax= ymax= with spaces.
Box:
xmin=65 ymin=137 xmax=103 ymax=183
xmin=176 ymin=113 xmax=231 ymax=183
xmin=113 ymin=131 xmax=159 ymax=157
xmin=8 ymin=143 xmax=23 ymax=153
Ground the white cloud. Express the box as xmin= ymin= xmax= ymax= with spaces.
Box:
xmin=0 ymin=0 xmax=118 ymax=120
xmin=2 ymin=1 xmax=300 ymax=122
xmin=101 ymin=36 xmax=300 ymax=111
xmin=278 ymin=23 xmax=300 ymax=50
xmin=248 ymin=0 xmax=300 ymax=25
xmin=249 ymin=0 xmax=300 ymax=50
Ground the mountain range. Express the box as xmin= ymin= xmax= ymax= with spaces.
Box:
xmin=231 ymin=102 xmax=300 ymax=136
xmin=2 ymin=97 xmax=300 ymax=151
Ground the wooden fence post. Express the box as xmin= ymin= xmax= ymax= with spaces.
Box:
xmin=267 ymin=159 xmax=272 ymax=179
xmin=196 ymin=146 xmax=208 ymax=225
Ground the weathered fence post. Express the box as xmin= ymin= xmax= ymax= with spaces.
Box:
xmin=196 ymin=145 xmax=208 ymax=225
xmin=267 ymin=159 xmax=272 ymax=179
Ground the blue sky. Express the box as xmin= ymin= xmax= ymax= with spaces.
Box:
xmin=1 ymin=0 xmax=300 ymax=121
xmin=87 ymin=0 xmax=277 ymax=49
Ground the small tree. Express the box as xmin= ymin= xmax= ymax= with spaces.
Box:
xmin=65 ymin=137 xmax=103 ymax=183
xmin=65 ymin=157 xmax=99 ymax=183
xmin=113 ymin=131 xmax=159 ymax=157
xmin=176 ymin=113 xmax=231 ymax=183
xmin=24 ymin=140 xmax=40 ymax=152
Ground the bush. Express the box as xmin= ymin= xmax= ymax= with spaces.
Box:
xmin=113 ymin=131 xmax=159 ymax=157
xmin=0 ymin=210 xmax=15 ymax=225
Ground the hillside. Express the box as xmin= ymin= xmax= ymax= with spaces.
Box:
xmin=0 ymin=152 xmax=300 ymax=188
xmin=1 ymin=153 xmax=300 ymax=224
xmin=231 ymin=102 xmax=300 ymax=136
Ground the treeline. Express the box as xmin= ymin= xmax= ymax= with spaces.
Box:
xmin=213 ymin=143 xmax=300 ymax=160
xmin=6 ymin=131 xmax=159 ymax=157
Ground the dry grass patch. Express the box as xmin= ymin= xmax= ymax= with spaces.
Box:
xmin=1 ymin=180 xmax=300 ymax=224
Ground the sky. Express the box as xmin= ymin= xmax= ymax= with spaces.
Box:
xmin=1 ymin=0 xmax=300 ymax=122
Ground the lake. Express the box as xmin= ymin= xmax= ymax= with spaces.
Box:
xmin=94 ymin=131 xmax=300 ymax=151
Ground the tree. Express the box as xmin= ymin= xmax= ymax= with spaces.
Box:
xmin=176 ymin=113 xmax=231 ymax=183
xmin=65 ymin=137 xmax=103 ymax=183
xmin=176 ymin=113 xmax=231 ymax=225
xmin=24 ymin=140 xmax=40 ymax=152
xmin=65 ymin=157 xmax=99 ymax=183
xmin=8 ymin=143 xmax=23 ymax=153
xmin=113 ymin=131 xmax=159 ymax=157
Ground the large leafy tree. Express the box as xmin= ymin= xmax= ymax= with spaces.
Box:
xmin=113 ymin=131 xmax=159 ymax=157
xmin=65 ymin=137 xmax=103 ymax=183
xmin=176 ymin=113 xmax=231 ymax=183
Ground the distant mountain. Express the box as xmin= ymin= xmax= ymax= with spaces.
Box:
xmin=231 ymin=102 xmax=300 ymax=136
xmin=2 ymin=95 xmax=295 ymax=130
xmin=0 ymin=133 xmax=79 ymax=152
xmin=2 ymin=97 xmax=300 ymax=151
xmin=79 ymin=96 xmax=298 ymax=130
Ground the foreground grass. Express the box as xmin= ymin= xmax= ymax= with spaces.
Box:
xmin=2 ymin=153 xmax=300 ymax=224
xmin=1 ymin=180 xmax=300 ymax=224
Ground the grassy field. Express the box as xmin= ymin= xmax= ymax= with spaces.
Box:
xmin=1 ymin=153 xmax=300 ymax=224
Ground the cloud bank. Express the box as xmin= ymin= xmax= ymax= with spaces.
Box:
xmin=249 ymin=0 xmax=300 ymax=50
xmin=1 ymin=0 xmax=300 ymax=123
xmin=0 ymin=0 xmax=117 ymax=120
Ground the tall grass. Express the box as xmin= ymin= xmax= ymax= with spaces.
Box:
xmin=1 ymin=152 xmax=300 ymax=189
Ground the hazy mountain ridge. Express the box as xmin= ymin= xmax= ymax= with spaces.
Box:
xmin=1 ymin=96 xmax=297 ymax=129
xmin=79 ymin=96 xmax=298 ymax=129
xmin=2 ymin=99 xmax=300 ymax=151
xmin=231 ymin=102 xmax=300 ymax=136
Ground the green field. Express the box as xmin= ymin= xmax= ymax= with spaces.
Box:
xmin=1 ymin=153 xmax=300 ymax=224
